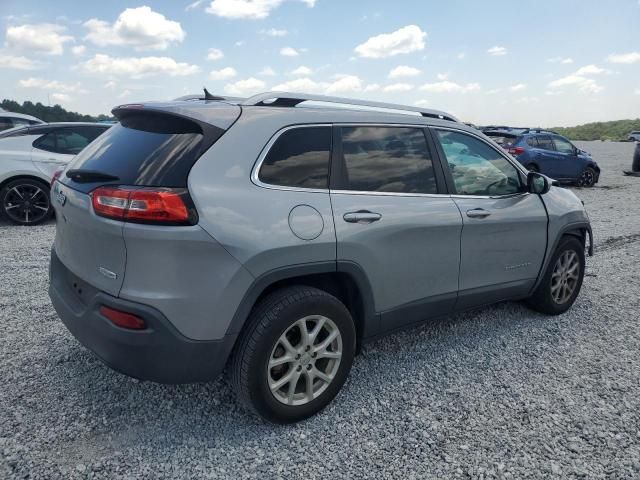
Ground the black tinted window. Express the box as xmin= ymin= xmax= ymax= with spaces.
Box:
xmin=66 ymin=113 xmax=212 ymax=189
xmin=0 ymin=118 xmax=12 ymax=132
xmin=339 ymin=126 xmax=437 ymax=194
xmin=537 ymin=135 xmax=554 ymax=151
xmin=259 ymin=127 xmax=331 ymax=189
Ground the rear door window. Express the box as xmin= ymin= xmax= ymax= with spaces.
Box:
xmin=258 ymin=126 xmax=331 ymax=189
xmin=526 ymin=136 xmax=539 ymax=148
xmin=337 ymin=126 xmax=437 ymax=194
xmin=536 ymin=135 xmax=555 ymax=151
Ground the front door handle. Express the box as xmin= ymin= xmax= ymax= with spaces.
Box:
xmin=343 ymin=210 xmax=382 ymax=224
xmin=466 ymin=208 xmax=491 ymax=219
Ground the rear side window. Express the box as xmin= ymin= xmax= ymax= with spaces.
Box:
xmin=258 ymin=126 xmax=331 ymax=189
xmin=66 ymin=113 xmax=215 ymax=188
xmin=526 ymin=136 xmax=539 ymax=147
xmin=338 ymin=126 xmax=437 ymax=194
xmin=536 ymin=135 xmax=554 ymax=151
xmin=0 ymin=118 xmax=12 ymax=132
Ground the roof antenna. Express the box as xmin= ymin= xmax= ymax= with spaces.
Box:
xmin=203 ymin=87 xmax=222 ymax=100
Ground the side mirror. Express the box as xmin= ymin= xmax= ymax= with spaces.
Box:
xmin=527 ymin=171 xmax=550 ymax=195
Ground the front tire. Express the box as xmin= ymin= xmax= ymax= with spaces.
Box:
xmin=0 ymin=178 xmax=52 ymax=225
xmin=526 ymin=236 xmax=585 ymax=315
xmin=231 ymin=286 xmax=356 ymax=423
xmin=578 ymin=167 xmax=597 ymax=187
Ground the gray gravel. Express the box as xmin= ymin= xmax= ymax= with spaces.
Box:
xmin=1 ymin=141 xmax=639 ymax=479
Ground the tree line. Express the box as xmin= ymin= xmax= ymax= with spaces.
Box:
xmin=552 ymin=119 xmax=640 ymax=142
xmin=1 ymin=99 xmax=113 ymax=123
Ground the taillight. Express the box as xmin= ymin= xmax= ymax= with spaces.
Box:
xmin=508 ymin=147 xmax=525 ymax=156
xmin=51 ymin=167 xmax=63 ymax=187
xmin=99 ymin=305 xmax=146 ymax=330
xmin=91 ymin=186 xmax=196 ymax=225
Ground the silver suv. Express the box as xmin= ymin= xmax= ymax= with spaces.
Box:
xmin=49 ymin=92 xmax=593 ymax=423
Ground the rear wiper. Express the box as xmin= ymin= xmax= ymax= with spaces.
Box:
xmin=65 ymin=169 xmax=120 ymax=183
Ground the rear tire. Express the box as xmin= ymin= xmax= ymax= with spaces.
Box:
xmin=578 ymin=167 xmax=597 ymax=187
xmin=526 ymin=236 xmax=585 ymax=315
xmin=231 ymin=286 xmax=356 ymax=423
xmin=0 ymin=178 xmax=52 ymax=226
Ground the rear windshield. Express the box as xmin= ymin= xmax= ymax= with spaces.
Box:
xmin=64 ymin=112 xmax=217 ymax=189
xmin=484 ymin=132 xmax=518 ymax=147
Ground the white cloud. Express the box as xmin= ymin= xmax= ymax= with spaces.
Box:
xmin=574 ymin=64 xmax=607 ymax=75
xmin=510 ymin=83 xmax=527 ymax=92
xmin=364 ymin=83 xmax=380 ymax=92
xmin=259 ymin=66 xmax=276 ymax=76
xmin=205 ymin=0 xmax=315 ymax=19
xmin=548 ymin=56 xmax=573 ymax=64
xmin=280 ymin=46 xmax=299 ymax=56
xmin=51 ymin=93 xmax=70 ymax=103
xmin=261 ymin=28 xmax=287 ymax=37
xmin=487 ymin=46 xmax=507 ymax=56
xmin=71 ymin=45 xmax=86 ymax=56
xmin=117 ymin=89 xmax=132 ymax=99
xmin=235 ymin=40 xmax=245 ymax=46
xmin=420 ymin=80 xmax=480 ymax=94
xmin=325 ymin=74 xmax=363 ymax=94
xmin=84 ymin=6 xmax=185 ymax=51
xmin=355 ymin=25 xmax=426 ymax=59
xmin=80 ymin=54 xmax=200 ymax=78
xmin=207 ymin=48 xmax=224 ymax=61
xmin=436 ymin=72 xmax=448 ymax=80
xmin=104 ymin=80 xmax=117 ymax=89
xmin=415 ymin=99 xmax=430 ymax=107
xmin=456 ymin=52 xmax=465 ymax=60
xmin=19 ymin=77 xmax=82 ymax=93
xmin=224 ymin=77 xmax=266 ymax=95
xmin=0 ymin=54 xmax=40 ymax=70
xmin=547 ymin=74 xmax=603 ymax=93
xmin=634 ymin=89 xmax=640 ymax=95
xmin=516 ymin=96 xmax=539 ymax=104
xmin=388 ymin=65 xmax=421 ymax=79
xmin=485 ymin=88 xmax=501 ymax=95
xmin=185 ymin=0 xmax=205 ymax=11
xmin=607 ymin=52 xmax=640 ymax=64
xmin=206 ymin=0 xmax=284 ymax=19
xmin=6 ymin=23 xmax=73 ymax=55
xmin=383 ymin=83 xmax=413 ymax=92
xmin=210 ymin=67 xmax=237 ymax=80
xmin=272 ymin=77 xmax=323 ymax=93
xmin=291 ymin=65 xmax=312 ymax=76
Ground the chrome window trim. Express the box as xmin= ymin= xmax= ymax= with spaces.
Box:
xmin=251 ymin=122 xmax=451 ymax=196
xmin=431 ymin=125 xmax=533 ymax=199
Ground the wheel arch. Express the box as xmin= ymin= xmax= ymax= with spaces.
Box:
xmin=0 ymin=173 xmax=51 ymax=192
xmin=226 ymin=261 xmax=378 ymax=350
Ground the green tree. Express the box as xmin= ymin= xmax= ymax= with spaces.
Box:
xmin=1 ymin=99 xmax=114 ymax=123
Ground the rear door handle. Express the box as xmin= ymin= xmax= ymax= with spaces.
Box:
xmin=466 ymin=208 xmax=491 ymax=219
xmin=343 ymin=210 xmax=382 ymax=224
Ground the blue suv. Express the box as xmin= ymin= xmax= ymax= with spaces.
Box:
xmin=483 ymin=128 xmax=600 ymax=187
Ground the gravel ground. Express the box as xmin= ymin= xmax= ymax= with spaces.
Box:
xmin=1 ymin=141 xmax=639 ymax=479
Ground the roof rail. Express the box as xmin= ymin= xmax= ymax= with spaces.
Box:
xmin=521 ymin=128 xmax=558 ymax=135
xmin=242 ymin=92 xmax=459 ymax=122
xmin=173 ymin=93 xmax=245 ymax=102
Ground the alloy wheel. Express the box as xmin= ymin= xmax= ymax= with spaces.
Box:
xmin=579 ymin=169 xmax=595 ymax=187
xmin=268 ymin=315 xmax=342 ymax=406
xmin=3 ymin=183 xmax=50 ymax=224
xmin=550 ymin=250 xmax=580 ymax=304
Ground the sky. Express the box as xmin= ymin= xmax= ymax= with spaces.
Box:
xmin=0 ymin=0 xmax=639 ymax=126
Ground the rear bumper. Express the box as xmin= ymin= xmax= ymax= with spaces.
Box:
xmin=49 ymin=249 xmax=237 ymax=384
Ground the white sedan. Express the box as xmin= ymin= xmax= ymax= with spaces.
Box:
xmin=0 ymin=122 xmax=110 ymax=225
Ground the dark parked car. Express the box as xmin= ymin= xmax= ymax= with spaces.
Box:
xmin=483 ymin=128 xmax=600 ymax=187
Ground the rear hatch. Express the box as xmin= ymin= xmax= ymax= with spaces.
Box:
xmin=52 ymin=101 xmax=240 ymax=295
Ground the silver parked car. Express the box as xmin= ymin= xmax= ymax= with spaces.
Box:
xmin=49 ymin=92 xmax=593 ymax=423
